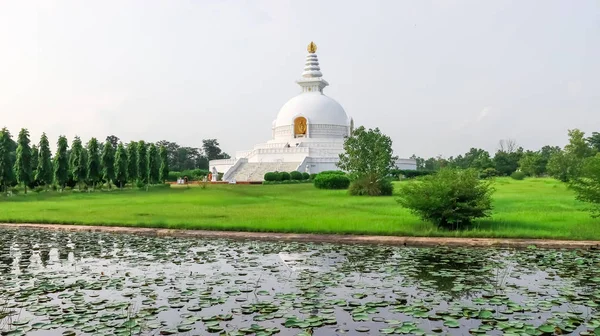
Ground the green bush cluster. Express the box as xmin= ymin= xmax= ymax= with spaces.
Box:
xmin=510 ymin=171 xmax=526 ymax=180
xmin=262 ymin=180 xmax=311 ymax=185
xmin=263 ymin=171 xmax=310 ymax=182
xmin=397 ymin=168 xmax=494 ymax=230
xmin=480 ymin=168 xmax=498 ymax=179
xmin=349 ymin=175 xmax=394 ymax=196
xmin=313 ymin=171 xmax=350 ymax=190
xmin=390 ymin=169 xmax=434 ymax=179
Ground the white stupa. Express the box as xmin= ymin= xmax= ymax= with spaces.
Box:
xmin=210 ymin=42 xmax=415 ymax=182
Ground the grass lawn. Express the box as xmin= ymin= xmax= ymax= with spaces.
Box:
xmin=0 ymin=178 xmax=598 ymax=240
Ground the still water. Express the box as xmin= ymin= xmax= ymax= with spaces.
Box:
xmin=0 ymin=228 xmax=599 ymax=335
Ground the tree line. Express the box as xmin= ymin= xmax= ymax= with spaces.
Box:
xmin=0 ymin=127 xmax=229 ymax=193
xmin=409 ymin=130 xmax=600 ymax=181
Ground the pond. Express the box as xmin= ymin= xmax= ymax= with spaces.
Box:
xmin=0 ymin=228 xmax=599 ymax=336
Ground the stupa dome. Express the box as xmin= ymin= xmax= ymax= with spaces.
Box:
xmin=274 ymin=93 xmax=349 ymax=128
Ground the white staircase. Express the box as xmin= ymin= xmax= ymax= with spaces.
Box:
xmin=227 ymin=161 xmax=301 ymax=182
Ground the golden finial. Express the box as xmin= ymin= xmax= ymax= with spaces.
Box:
xmin=307 ymin=41 xmax=317 ymax=53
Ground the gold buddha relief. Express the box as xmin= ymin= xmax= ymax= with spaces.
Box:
xmin=294 ymin=117 xmax=307 ymax=136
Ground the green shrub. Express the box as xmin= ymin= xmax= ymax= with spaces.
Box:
xmin=319 ymin=170 xmax=346 ymax=176
xmin=180 ymin=169 xmax=209 ymax=181
xmin=167 ymin=171 xmax=180 ymax=182
xmin=290 ymin=171 xmax=303 ymax=180
xmin=569 ymin=154 xmax=600 ymax=217
xmin=391 ymin=169 xmax=434 ymax=179
xmin=313 ymin=173 xmax=350 ymax=190
xmin=264 ymin=172 xmax=278 ymax=181
xmin=280 ymin=172 xmax=291 ymax=181
xmin=480 ymin=168 xmax=498 ymax=179
xmin=511 ymin=171 xmax=526 ymax=180
xmin=309 ymin=173 xmax=317 ymax=180
xmin=349 ymin=174 xmax=394 ymax=196
xmin=301 ymin=172 xmax=310 ymax=180
xmin=33 ymin=186 xmax=45 ymax=193
xmin=397 ymin=168 xmax=494 ymax=230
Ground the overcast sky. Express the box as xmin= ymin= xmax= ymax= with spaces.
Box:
xmin=1 ymin=1 xmax=598 ymax=158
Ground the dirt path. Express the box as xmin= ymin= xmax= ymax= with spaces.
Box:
xmin=2 ymin=223 xmax=599 ymax=249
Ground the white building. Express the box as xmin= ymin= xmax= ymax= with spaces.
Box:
xmin=210 ymin=42 xmax=415 ymax=182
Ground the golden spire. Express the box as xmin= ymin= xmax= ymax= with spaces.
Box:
xmin=307 ymin=41 xmax=317 ymax=53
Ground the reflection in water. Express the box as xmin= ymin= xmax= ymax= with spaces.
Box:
xmin=0 ymin=228 xmax=598 ymax=336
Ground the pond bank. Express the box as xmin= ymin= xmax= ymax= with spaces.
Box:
xmin=2 ymin=223 xmax=600 ymax=249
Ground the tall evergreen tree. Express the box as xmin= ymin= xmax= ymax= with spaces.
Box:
xmin=54 ymin=136 xmax=69 ymax=191
xmin=70 ymin=136 xmax=86 ymax=190
xmin=86 ymin=138 xmax=101 ymax=189
xmin=137 ymin=140 xmax=148 ymax=185
xmin=127 ymin=141 xmax=138 ymax=186
xmin=101 ymin=136 xmax=115 ymax=189
xmin=36 ymin=133 xmax=53 ymax=188
xmin=0 ymin=128 xmax=15 ymax=193
xmin=147 ymin=143 xmax=159 ymax=184
xmin=114 ymin=142 xmax=128 ymax=189
xmin=14 ymin=128 xmax=33 ymax=193
xmin=159 ymin=145 xmax=169 ymax=183
xmin=30 ymin=145 xmax=39 ymax=186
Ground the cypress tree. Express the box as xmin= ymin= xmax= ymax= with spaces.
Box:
xmin=54 ymin=136 xmax=69 ymax=191
xmin=36 ymin=133 xmax=53 ymax=188
xmin=159 ymin=145 xmax=169 ymax=183
xmin=70 ymin=136 xmax=86 ymax=190
xmin=137 ymin=140 xmax=148 ymax=185
xmin=30 ymin=145 xmax=39 ymax=187
xmin=147 ymin=144 xmax=159 ymax=184
xmin=14 ymin=128 xmax=33 ymax=193
xmin=86 ymin=138 xmax=101 ymax=189
xmin=0 ymin=128 xmax=15 ymax=193
xmin=101 ymin=137 xmax=115 ymax=189
xmin=114 ymin=142 xmax=128 ymax=189
xmin=127 ymin=141 xmax=138 ymax=186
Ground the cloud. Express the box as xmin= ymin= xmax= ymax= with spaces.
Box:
xmin=567 ymin=81 xmax=582 ymax=98
xmin=476 ymin=106 xmax=492 ymax=123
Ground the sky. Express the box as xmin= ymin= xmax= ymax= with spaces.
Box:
xmin=0 ymin=0 xmax=599 ymax=158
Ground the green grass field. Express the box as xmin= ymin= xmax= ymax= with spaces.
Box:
xmin=0 ymin=178 xmax=598 ymax=240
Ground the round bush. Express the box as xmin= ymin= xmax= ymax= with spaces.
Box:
xmin=280 ymin=172 xmax=291 ymax=181
xmin=313 ymin=173 xmax=350 ymax=190
xmin=264 ymin=172 xmax=277 ymax=182
xmin=309 ymin=173 xmax=318 ymax=180
xmin=301 ymin=172 xmax=310 ymax=180
xmin=290 ymin=171 xmax=303 ymax=180
xmin=319 ymin=170 xmax=346 ymax=176
xmin=349 ymin=175 xmax=394 ymax=196
xmin=480 ymin=168 xmax=498 ymax=179
xmin=511 ymin=171 xmax=526 ymax=180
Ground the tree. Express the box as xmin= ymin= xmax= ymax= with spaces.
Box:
xmin=587 ymin=132 xmax=600 ymax=153
xmin=547 ymin=149 xmax=571 ymax=182
xmin=397 ymin=168 xmax=495 ymax=230
xmin=101 ymin=136 xmax=115 ymax=189
xmin=548 ymin=129 xmax=594 ymax=182
xmin=569 ymin=153 xmax=600 ymax=217
xmin=36 ymin=133 xmax=53 ymax=188
xmin=203 ymin=139 xmax=229 ymax=160
xmin=127 ymin=141 xmax=138 ymax=185
xmin=518 ymin=151 xmax=544 ymax=177
xmin=137 ymin=140 xmax=148 ymax=185
xmin=53 ymin=136 xmax=69 ymax=191
xmin=0 ymin=128 xmax=15 ymax=193
xmin=159 ymin=145 xmax=169 ymax=182
xmin=337 ymin=126 xmax=397 ymax=196
xmin=86 ymin=138 xmax=101 ymax=189
xmin=13 ymin=129 xmax=33 ymax=193
xmin=70 ymin=136 xmax=86 ymax=189
xmin=114 ymin=142 xmax=128 ymax=189
xmin=147 ymin=143 xmax=159 ymax=184
xmin=30 ymin=145 xmax=39 ymax=186
xmin=105 ymin=135 xmax=120 ymax=149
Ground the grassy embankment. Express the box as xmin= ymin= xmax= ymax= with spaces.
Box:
xmin=0 ymin=178 xmax=597 ymax=240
